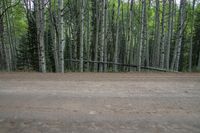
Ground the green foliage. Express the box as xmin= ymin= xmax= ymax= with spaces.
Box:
xmin=1 ymin=0 xmax=200 ymax=72
xmin=193 ymin=3 xmax=200 ymax=66
xmin=12 ymin=3 xmax=28 ymax=38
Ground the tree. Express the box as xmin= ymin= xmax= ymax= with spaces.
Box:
xmin=0 ymin=0 xmax=199 ymax=72
xmin=138 ymin=0 xmax=145 ymax=72
xmin=94 ymin=0 xmax=100 ymax=72
xmin=154 ymin=0 xmax=161 ymax=67
xmin=198 ymin=51 xmax=200 ymax=70
xmin=174 ymin=0 xmax=186 ymax=71
xmin=49 ymin=0 xmax=59 ymax=72
xmin=79 ymin=0 xmax=84 ymax=72
xmin=189 ymin=0 xmax=196 ymax=72
xmin=127 ymin=0 xmax=134 ymax=70
xmin=114 ymin=0 xmax=120 ymax=72
xmin=0 ymin=0 xmax=20 ymax=71
xmin=166 ymin=0 xmax=173 ymax=70
xmin=104 ymin=0 xmax=108 ymax=71
xmin=58 ymin=0 xmax=65 ymax=73
xmin=86 ymin=0 xmax=91 ymax=71
xmin=100 ymin=0 xmax=106 ymax=72
xmin=160 ymin=0 xmax=166 ymax=69
xmin=0 ymin=8 xmax=7 ymax=71
xmin=35 ymin=0 xmax=46 ymax=72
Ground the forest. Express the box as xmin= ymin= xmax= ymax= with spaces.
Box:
xmin=0 ymin=0 xmax=200 ymax=73
xmin=1 ymin=1 xmax=200 ymax=132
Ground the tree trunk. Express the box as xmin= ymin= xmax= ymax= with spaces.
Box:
xmin=138 ymin=0 xmax=145 ymax=72
xmin=49 ymin=0 xmax=59 ymax=72
xmin=154 ymin=0 xmax=160 ymax=67
xmin=94 ymin=0 xmax=100 ymax=72
xmin=7 ymin=0 xmax=17 ymax=71
xmin=35 ymin=0 xmax=46 ymax=72
xmin=79 ymin=0 xmax=84 ymax=72
xmin=58 ymin=0 xmax=65 ymax=73
xmin=189 ymin=0 xmax=195 ymax=72
xmin=104 ymin=0 xmax=108 ymax=72
xmin=53 ymin=31 xmax=59 ymax=72
xmin=0 ymin=15 xmax=7 ymax=71
xmin=170 ymin=0 xmax=178 ymax=71
xmin=198 ymin=51 xmax=200 ymax=70
xmin=160 ymin=0 xmax=166 ymax=69
xmin=166 ymin=0 xmax=173 ymax=70
xmin=86 ymin=0 xmax=91 ymax=72
xmin=100 ymin=0 xmax=106 ymax=72
xmin=2 ymin=0 xmax=13 ymax=71
xmin=145 ymin=0 xmax=150 ymax=68
xmin=114 ymin=0 xmax=120 ymax=72
xmin=174 ymin=0 xmax=186 ymax=71
xmin=142 ymin=0 xmax=148 ymax=67
xmin=128 ymin=0 xmax=134 ymax=71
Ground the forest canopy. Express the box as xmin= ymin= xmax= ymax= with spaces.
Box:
xmin=0 ymin=0 xmax=200 ymax=72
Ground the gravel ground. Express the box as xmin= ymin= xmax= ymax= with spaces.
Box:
xmin=0 ymin=72 xmax=200 ymax=133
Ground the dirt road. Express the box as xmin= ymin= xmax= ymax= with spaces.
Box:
xmin=0 ymin=72 xmax=200 ymax=133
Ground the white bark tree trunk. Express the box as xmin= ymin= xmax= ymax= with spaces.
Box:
xmin=138 ymin=0 xmax=145 ymax=72
xmin=166 ymin=0 xmax=173 ymax=70
xmin=104 ymin=0 xmax=108 ymax=72
xmin=160 ymin=0 xmax=166 ymax=69
xmin=58 ymin=0 xmax=65 ymax=73
xmin=128 ymin=0 xmax=134 ymax=71
xmin=154 ymin=0 xmax=161 ymax=67
xmin=86 ymin=0 xmax=91 ymax=72
xmin=189 ymin=0 xmax=196 ymax=72
xmin=79 ymin=0 xmax=84 ymax=72
xmin=174 ymin=0 xmax=186 ymax=71
xmin=94 ymin=1 xmax=99 ymax=72
xmin=100 ymin=0 xmax=106 ymax=72
xmin=35 ymin=0 xmax=46 ymax=73
xmin=114 ymin=0 xmax=120 ymax=72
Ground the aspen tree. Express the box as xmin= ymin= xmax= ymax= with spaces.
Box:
xmin=166 ymin=0 xmax=173 ymax=70
xmin=58 ymin=0 xmax=65 ymax=73
xmin=80 ymin=0 xmax=84 ymax=72
xmin=174 ymin=0 xmax=186 ymax=71
xmin=189 ymin=0 xmax=196 ymax=72
xmin=138 ymin=0 xmax=145 ymax=72
xmin=114 ymin=0 xmax=120 ymax=72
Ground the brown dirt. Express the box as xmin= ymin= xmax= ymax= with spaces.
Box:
xmin=0 ymin=72 xmax=200 ymax=133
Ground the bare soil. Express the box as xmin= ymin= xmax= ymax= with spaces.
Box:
xmin=0 ymin=72 xmax=200 ymax=133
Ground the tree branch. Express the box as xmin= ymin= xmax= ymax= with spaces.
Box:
xmin=0 ymin=0 xmax=21 ymax=19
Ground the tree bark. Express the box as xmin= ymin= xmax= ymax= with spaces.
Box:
xmin=86 ymin=0 xmax=91 ymax=72
xmin=35 ymin=0 xmax=46 ymax=73
xmin=49 ymin=0 xmax=59 ymax=72
xmin=2 ymin=0 xmax=13 ymax=71
xmin=100 ymin=0 xmax=106 ymax=72
xmin=114 ymin=0 xmax=120 ymax=72
xmin=94 ymin=0 xmax=100 ymax=72
xmin=166 ymin=0 xmax=173 ymax=70
xmin=160 ymin=0 xmax=166 ymax=69
xmin=189 ymin=0 xmax=196 ymax=72
xmin=145 ymin=0 xmax=150 ymax=68
xmin=138 ymin=0 xmax=145 ymax=72
xmin=154 ymin=0 xmax=161 ymax=67
xmin=198 ymin=51 xmax=200 ymax=70
xmin=174 ymin=0 xmax=186 ymax=71
xmin=142 ymin=0 xmax=148 ymax=67
xmin=58 ymin=0 xmax=65 ymax=73
xmin=128 ymin=0 xmax=134 ymax=71
xmin=0 ymin=13 xmax=7 ymax=71
xmin=104 ymin=0 xmax=108 ymax=72
xmin=79 ymin=0 xmax=84 ymax=72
